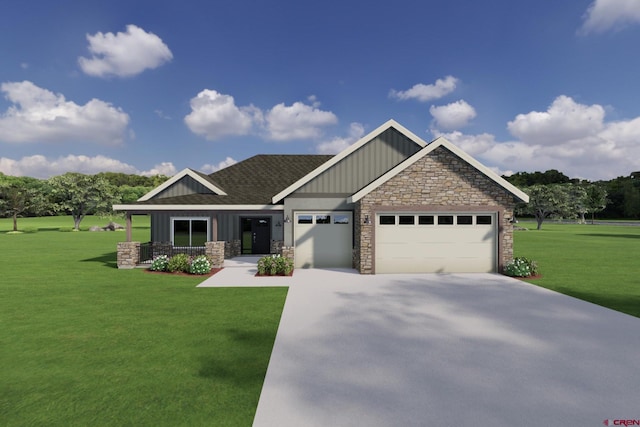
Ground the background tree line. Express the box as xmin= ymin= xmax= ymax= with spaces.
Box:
xmin=1 ymin=169 xmax=639 ymax=231
xmin=0 ymin=172 xmax=167 ymax=231
xmin=504 ymin=169 xmax=640 ymax=229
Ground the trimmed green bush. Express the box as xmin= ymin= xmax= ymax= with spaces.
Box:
xmin=504 ymin=256 xmax=539 ymax=277
xmin=167 ymin=253 xmax=190 ymax=273
xmin=257 ymin=255 xmax=293 ymax=276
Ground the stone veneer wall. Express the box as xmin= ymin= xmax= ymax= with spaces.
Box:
xmin=224 ymin=239 xmax=241 ymax=258
xmin=205 ymin=241 xmax=225 ymax=268
xmin=356 ymin=146 xmax=517 ymax=274
xmin=270 ymin=240 xmax=284 ymax=255
xmin=117 ymin=241 xmax=140 ymax=269
xmin=281 ymin=246 xmax=295 ymax=264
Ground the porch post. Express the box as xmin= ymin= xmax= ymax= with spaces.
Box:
xmin=126 ymin=212 xmax=132 ymax=242
xmin=211 ymin=213 xmax=218 ymax=241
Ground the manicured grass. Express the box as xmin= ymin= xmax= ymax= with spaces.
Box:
xmin=0 ymin=216 xmax=287 ymax=426
xmin=514 ymin=221 xmax=640 ymax=318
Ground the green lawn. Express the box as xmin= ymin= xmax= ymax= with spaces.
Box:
xmin=514 ymin=221 xmax=640 ymax=318
xmin=0 ymin=216 xmax=287 ymax=427
xmin=2 ymin=216 xmax=639 ymax=425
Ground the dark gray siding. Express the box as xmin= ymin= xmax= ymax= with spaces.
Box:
xmin=295 ymin=128 xmax=422 ymax=194
xmin=153 ymin=176 xmax=215 ymax=199
xmin=150 ymin=211 xmax=284 ymax=243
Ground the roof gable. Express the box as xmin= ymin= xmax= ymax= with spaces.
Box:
xmin=271 ymin=119 xmax=427 ymax=202
xmin=348 ymin=137 xmax=530 ymax=203
xmin=138 ymin=168 xmax=227 ymax=201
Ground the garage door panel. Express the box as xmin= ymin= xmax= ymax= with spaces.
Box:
xmin=375 ymin=213 xmax=497 ymax=273
xmin=295 ymin=212 xmax=352 ymax=269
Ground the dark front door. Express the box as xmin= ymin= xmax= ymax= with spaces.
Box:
xmin=241 ymin=217 xmax=271 ymax=254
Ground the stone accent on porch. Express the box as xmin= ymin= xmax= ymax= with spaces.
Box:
xmin=205 ymin=241 xmax=225 ymax=268
xmin=225 ymin=239 xmax=241 ymax=258
xmin=117 ymin=241 xmax=140 ymax=269
xmin=270 ymin=240 xmax=284 ymax=255
xmin=281 ymin=246 xmax=294 ymax=264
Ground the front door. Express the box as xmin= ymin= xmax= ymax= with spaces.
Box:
xmin=241 ymin=217 xmax=271 ymax=254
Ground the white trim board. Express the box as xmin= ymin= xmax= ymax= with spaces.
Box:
xmin=137 ymin=168 xmax=227 ymax=201
xmin=112 ymin=204 xmax=283 ymax=211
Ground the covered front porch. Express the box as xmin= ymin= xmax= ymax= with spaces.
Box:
xmin=114 ymin=211 xmax=290 ymax=269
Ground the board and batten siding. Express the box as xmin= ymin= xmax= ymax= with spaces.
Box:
xmin=150 ymin=212 xmax=284 ymax=243
xmin=295 ymin=128 xmax=422 ymax=194
xmin=153 ymin=176 xmax=215 ymax=199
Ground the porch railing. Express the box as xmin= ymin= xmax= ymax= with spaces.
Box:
xmin=138 ymin=242 xmax=207 ymax=265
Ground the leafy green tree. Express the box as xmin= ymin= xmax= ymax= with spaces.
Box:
xmin=583 ymin=184 xmax=608 ymax=224
xmin=623 ymin=181 xmax=640 ymax=219
xmin=0 ymin=176 xmax=49 ymax=231
xmin=48 ymin=173 xmax=119 ymax=230
xmin=118 ymin=185 xmax=152 ymax=203
xmin=521 ymin=184 xmax=572 ymax=230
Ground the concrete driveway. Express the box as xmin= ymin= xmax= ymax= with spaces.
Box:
xmin=200 ymin=267 xmax=640 ymax=426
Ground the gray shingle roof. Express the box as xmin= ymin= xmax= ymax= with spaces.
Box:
xmin=136 ymin=154 xmax=333 ymax=206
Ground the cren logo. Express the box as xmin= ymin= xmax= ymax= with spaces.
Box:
xmin=604 ymin=420 xmax=640 ymax=426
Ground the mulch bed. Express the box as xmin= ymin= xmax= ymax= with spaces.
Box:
xmin=255 ymin=271 xmax=294 ymax=277
xmin=144 ymin=268 xmax=223 ymax=277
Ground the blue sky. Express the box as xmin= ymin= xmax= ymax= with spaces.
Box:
xmin=1 ymin=0 xmax=639 ymax=180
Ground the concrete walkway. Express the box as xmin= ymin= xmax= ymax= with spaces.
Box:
xmin=199 ymin=261 xmax=640 ymax=426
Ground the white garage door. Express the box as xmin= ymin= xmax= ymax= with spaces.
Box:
xmin=294 ymin=212 xmax=353 ymax=268
xmin=375 ymin=213 xmax=497 ymax=273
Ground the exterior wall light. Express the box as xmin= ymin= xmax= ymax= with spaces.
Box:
xmin=364 ymin=214 xmax=372 ymax=225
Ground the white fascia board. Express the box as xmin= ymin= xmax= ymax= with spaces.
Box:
xmin=137 ymin=168 xmax=227 ymax=202
xmin=348 ymin=137 xmax=530 ymax=203
xmin=112 ymin=204 xmax=283 ymax=211
xmin=270 ymin=119 xmax=429 ymax=203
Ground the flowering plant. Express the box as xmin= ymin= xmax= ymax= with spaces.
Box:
xmin=190 ymin=255 xmax=212 ymax=275
xmin=150 ymin=255 xmax=169 ymax=272
xmin=504 ymin=257 xmax=539 ymax=277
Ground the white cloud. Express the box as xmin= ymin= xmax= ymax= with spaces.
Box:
xmin=316 ymin=122 xmax=365 ymax=154
xmin=390 ymin=76 xmax=458 ymax=102
xmin=430 ymin=100 xmax=477 ymax=130
xmin=200 ymin=157 xmax=238 ymax=173
xmin=140 ymin=162 xmax=177 ymax=177
xmin=265 ymin=101 xmax=337 ymax=141
xmin=435 ymin=96 xmax=640 ymax=180
xmin=580 ymin=0 xmax=640 ymax=34
xmin=0 ymin=154 xmax=182 ymax=179
xmin=184 ymin=89 xmax=257 ymax=140
xmin=507 ymin=95 xmax=605 ymax=145
xmin=0 ymin=154 xmax=138 ymax=178
xmin=0 ymin=81 xmax=129 ymax=145
xmin=78 ymin=24 xmax=173 ymax=78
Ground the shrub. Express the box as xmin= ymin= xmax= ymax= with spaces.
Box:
xmin=504 ymin=257 xmax=539 ymax=277
xmin=22 ymin=227 xmax=38 ymax=234
xmin=257 ymin=255 xmax=293 ymax=276
xmin=167 ymin=253 xmax=190 ymax=273
xmin=190 ymin=255 xmax=212 ymax=275
xmin=149 ymin=255 xmax=169 ymax=272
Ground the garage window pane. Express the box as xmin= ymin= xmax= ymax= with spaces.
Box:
xmin=334 ymin=215 xmax=349 ymax=224
xmin=399 ymin=215 xmax=415 ymax=225
xmin=477 ymin=215 xmax=492 ymax=225
xmin=316 ymin=215 xmax=331 ymax=224
xmin=437 ymin=215 xmax=454 ymax=225
xmin=379 ymin=215 xmax=395 ymax=225
xmin=297 ymin=215 xmax=313 ymax=224
xmin=418 ymin=215 xmax=434 ymax=225
xmin=457 ymin=215 xmax=473 ymax=225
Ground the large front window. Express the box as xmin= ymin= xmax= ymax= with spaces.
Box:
xmin=171 ymin=217 xmax=209 ymax=246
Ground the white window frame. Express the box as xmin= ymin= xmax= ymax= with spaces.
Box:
xmin=170 ymin=216 xmax=210 ymax=247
